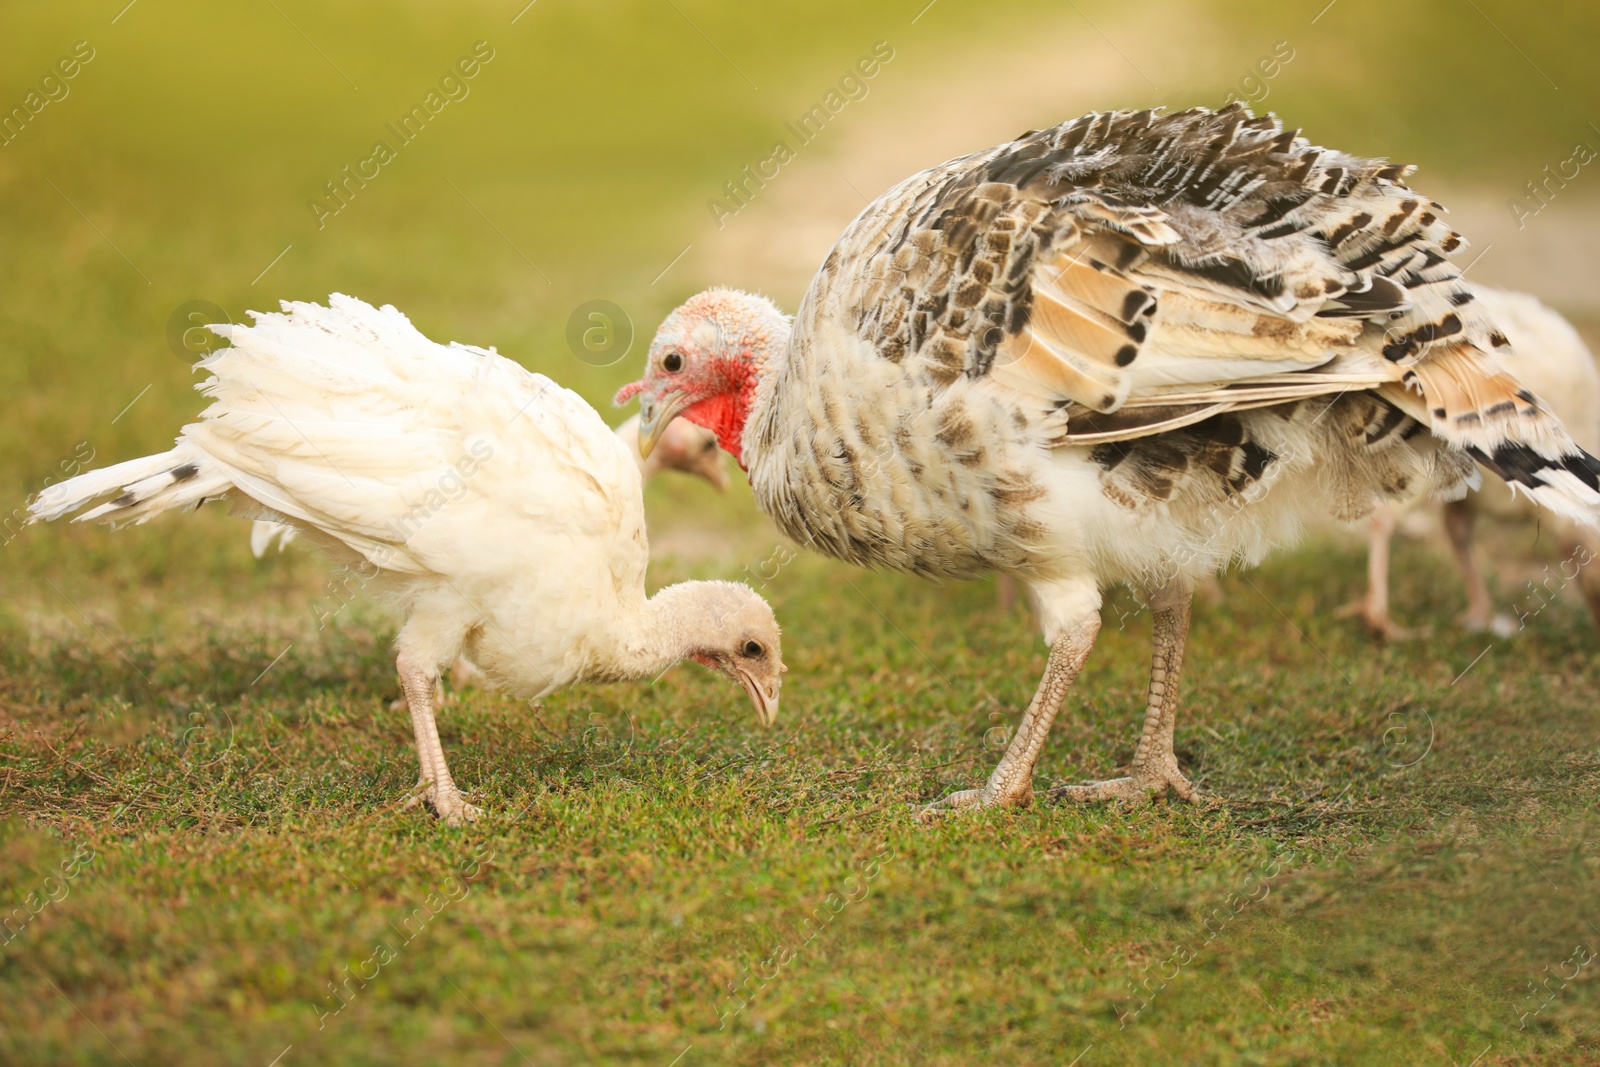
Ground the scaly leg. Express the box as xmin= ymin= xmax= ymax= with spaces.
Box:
xmin=1337 ymin=505 xmax=1412 ymax=639
xmin=924 ymin=613 xmax=1101 ymax=812
xmin=1054 ymin=583 xmax=1196 ymax=803
xmin=397 ymin=652 xmax=480 ymax=826
xmin=1444 ymin=499 xmax=1516 ymax=637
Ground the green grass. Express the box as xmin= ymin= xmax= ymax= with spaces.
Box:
xmin=4 ymin=1 xmax=1600 ymax=1064
xmin=3 ymin=537 xmax=1600 ymax=1065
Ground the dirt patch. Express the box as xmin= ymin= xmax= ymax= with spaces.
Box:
xmin=689 ymin=2 xmax=1219 ymax=303
xmin=683 ymin=5 xmax=1600 ymax=318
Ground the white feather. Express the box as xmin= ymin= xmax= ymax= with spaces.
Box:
xmin=29 ymin=295 xmax=780 ymax=709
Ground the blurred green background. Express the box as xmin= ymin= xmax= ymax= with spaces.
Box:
xmin=4 ymin=0 xmax=1599 ymax=502
xmin=3 ymin=2 xmax=1599 ymax=1064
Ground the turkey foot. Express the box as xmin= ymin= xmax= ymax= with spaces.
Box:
xmin=427 ymin=790 xmax=482 ymax=827
xmin=1052 ymin=587 xmax=1200 ymax=806
xmin=1051 ymin=761 xmax=1194 ymax=804
xmin=923 ymin=780 xmax=1033 ymax=813
xmin=1335 ymin=597 xmax=1416 ymax=641
xmin=399 ymin=779 xmax=482 ymax=826
xmin=922 ymin=609 xmax=1100 ymax=815
xmin=1337 ymin=505 xmax=1416 ymax=640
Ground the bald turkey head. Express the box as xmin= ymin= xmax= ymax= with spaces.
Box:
xmin=648 ymin=416 xmax=731 ymax=492
xmin=616 ymin=289 xmax=790 ymax=467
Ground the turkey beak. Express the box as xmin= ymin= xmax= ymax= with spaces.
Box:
xmin=737 ymin=668 xmax=779 ymax=728
xmin=637 ymin=392 xmax=689 ymax=459
xmin=706 ymin=456 xmax=731 ymax=493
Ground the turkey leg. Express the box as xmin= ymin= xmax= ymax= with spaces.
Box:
xmin=1336 ymin=505 xmax=1413 ymax=639
xmin=1054 ymin=582 xmax=1197 ymax=803
xmin=1442 ymin=498 xmax=1520 ymax=636
xmin=397 ymin=652 xmax=480 ymax=826
xmin=924 ymin=613 xmax=1101 ymax=811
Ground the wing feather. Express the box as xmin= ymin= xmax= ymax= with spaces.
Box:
xmin=806 ymin=104 xmax=1600 ymax=519
xmin=35 ymin=295 xmax=650 ymax=578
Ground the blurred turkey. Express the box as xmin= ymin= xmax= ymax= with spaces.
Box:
xmin=621 ymin=106 xmax=1600 ymax=810
xmin=249 ymin=410 xmax=727 ymax=557
xmin=31 ymin=295 xmax=783 ymax=824
xmin=1341 ymin=287 xmax=1600 ymax=638
xmin=618 ymin=411 xmax=730 ymax=491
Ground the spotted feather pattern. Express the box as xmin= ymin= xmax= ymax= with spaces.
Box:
xmin=785 ymin=104 xmax=1600 ymax=540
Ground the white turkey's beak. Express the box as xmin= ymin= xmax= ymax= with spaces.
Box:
xmin=737 ymin=669 xmax=779 ymax=728
xmin=704 ymin=455 xmax=732 ymax=493
xmin=637 ymin=391 xmax=690 ymax=459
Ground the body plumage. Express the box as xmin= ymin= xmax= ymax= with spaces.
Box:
xmin=33 ymin=295 xmax=783 ymax=823
xmin=624 ymin=105 xmax=1600 ymax=808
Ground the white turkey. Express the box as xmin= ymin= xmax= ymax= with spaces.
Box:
xmin=31 ymin=294 xmax=783 ymax=824
xmin=246 ymin=411 xmax=729 ymax=557
xmin=619 ymin=105 xmax=1600 ymax=810
xmin=617 ymin=411 xmax=731 ymax=492
xmin=1341 ymin=287 xmax=1600 ymax=638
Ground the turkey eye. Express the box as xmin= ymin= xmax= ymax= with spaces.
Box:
xmin=742 ymin=640 xmax=763 ymax=657
xmin=662 ymin=352 xmax=685 ymax=373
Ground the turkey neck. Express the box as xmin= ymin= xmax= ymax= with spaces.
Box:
xmin=605 ymin=583 xmax=715 ymax=682
xmin=693 ymin=333 xmax=786 ymax=469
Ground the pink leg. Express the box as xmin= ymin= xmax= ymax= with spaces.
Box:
xmin=397 ymin=652 xmax=479 ymax=826
xmin=1561 ymin=531 xmax=1600 ymax=636
xmin=925 ymin=611 xmax=1101 ymax=811
xmin=1443 ymin=499 xmax=1496 ymax=632
xmin=996 ymin=573 xmax=1018 ymax=613
xmin=1054 ymin=582 xmax=1196 ymax=803
xmin=1338 ymin=506 xmax=1412 ymax=639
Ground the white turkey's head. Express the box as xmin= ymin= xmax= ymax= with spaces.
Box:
xmin=616 ymin=413 xmax=731 ymax=491
xmin=657 ymin=579 xmax=784 ymax=727
xmin=614 ymin=289 xmax=791 ymax=468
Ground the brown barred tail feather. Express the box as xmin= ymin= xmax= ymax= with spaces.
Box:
xmin=1387 ymin=344 xmax=1600 ymax=524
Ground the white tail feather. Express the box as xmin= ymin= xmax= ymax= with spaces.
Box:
xmin=29 ymin=446 xmax=231 ymax=527
xmin=249 ymin=520 xmax=297 ymax=557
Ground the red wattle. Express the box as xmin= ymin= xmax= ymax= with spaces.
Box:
xmin=684 ymin=394 xmax=747 ymax=467
xmin=681 ymin=356 xmax=759 ymax=469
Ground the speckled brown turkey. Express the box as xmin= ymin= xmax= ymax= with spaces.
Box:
xmin=622 ymin=105 xmax=1600 ymax=809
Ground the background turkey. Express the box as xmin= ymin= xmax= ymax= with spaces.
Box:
xmin=1339 ymin=287 xmax=1600 ymax=638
